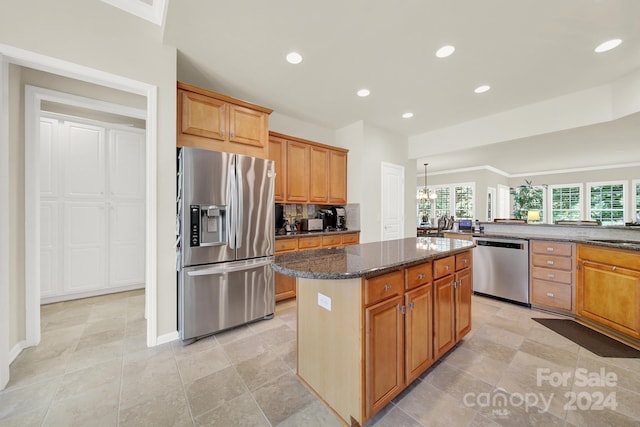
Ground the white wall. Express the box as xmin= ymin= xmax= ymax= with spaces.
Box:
xmin=336 ymin=121 xmax=413 ymax=242
xmin=0 ymin=0 xmax=178 ymax=347
xmin=269 ymin=112 xmax=337 ymax=147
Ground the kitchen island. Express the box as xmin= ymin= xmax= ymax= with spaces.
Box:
xmin=272 ymin=237 xmax=475 ymax=426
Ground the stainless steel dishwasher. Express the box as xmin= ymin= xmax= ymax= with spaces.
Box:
xmin=472 ymin=236 xmax=530 ymax=305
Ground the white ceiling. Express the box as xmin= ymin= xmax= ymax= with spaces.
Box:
xmin=158 ymin=1 xmax=640 ymax=174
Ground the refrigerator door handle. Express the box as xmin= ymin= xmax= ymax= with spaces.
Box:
xmin=236 ymin=165 xmax=244 ymax=249
xmin=228 ymin=160 xmax=237 ymax=249
xmin=186 ymin=258 xmax=273 ymax=277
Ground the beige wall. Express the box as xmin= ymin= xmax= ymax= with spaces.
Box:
xmin=1 ymin=0 xmax=178 ymax=347
xmin=420 ymin=165 xmax=640 ymax=222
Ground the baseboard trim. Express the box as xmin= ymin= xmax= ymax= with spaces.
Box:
xmin=155 ymin=331 xmax=179 ymax=346
xmin=8 ymin=340 xmax=29 ymax=365
xmin=40 ymin=284 xmax=145 ymax=305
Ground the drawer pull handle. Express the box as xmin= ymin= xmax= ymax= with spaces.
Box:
xmin=445 ymin=265 xmax=451 ymax=270
xmin=612 ymin=266 xmax=617 ymax=271
xmin=547 ymin=260 xmax=554 ymax=265
xmin=384 ymin=284 xmax=392 ymax=291
xmin=418 ymin=273 xmax=425 ymax=279
xmin=546 ymin=247 xmax=554 ymax=252
xmin=548 ymin=274 xmax=555 ymax=279
xmin=463 ymin=259 xmax=469 ymax=263
xmin=546 ymin=292 xmax=555 ymax=297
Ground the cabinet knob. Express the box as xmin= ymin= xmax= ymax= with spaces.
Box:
xmin=546 ymin=247 xmax=554 ymax=252
xmin=418 ymin=273 xmax=425 ymax=279
xmin=464 ymin=259 xmax=469 ymax=264
xmin=384 ymin=284 xmax=392 ymax=291
xmin=409 ymin=302 xmax=415 ymax=310
xmin=547 ymin=260 xmax=554 ymax=265
xmin=612 ymin=266 xmax=617 ymax=271
xmin=445 ymin=265 xmax=451 ymax=270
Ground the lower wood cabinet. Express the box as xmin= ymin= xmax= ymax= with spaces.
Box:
xmin=577 ymin=244 xmax=640 ymax=340
xmin=275 ymin=232 xmax=360 ymax=301
xmin=530 ymin=240 xmax=575 ymax=313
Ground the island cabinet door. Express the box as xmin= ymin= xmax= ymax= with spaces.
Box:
xmin=365 ymin=294 xmax=405 ymax=418
xmin=455 ymin=267 xmax=472 ymax=340
xmin=405 ymin=283 xmax=434 ymax=384
xmin=434 ymin=275 xmax=456 ymax=359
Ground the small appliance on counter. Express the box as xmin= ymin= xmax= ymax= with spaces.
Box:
xmin=331 ymin=206 xmax=347 ymax=230
xmin=319 ymin=208 xmax=335 ymax=230
xmin=301 ymin=218 xmax=324 ymax=231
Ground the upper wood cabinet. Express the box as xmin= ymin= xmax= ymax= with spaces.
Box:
xmin=177 ymin=82 xmax=272 ymax=158
xmin=269 ymin=131 xmax=348 ymax=204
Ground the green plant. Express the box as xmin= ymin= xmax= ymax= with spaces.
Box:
xmin=511 ymin=180 xmax=544 ymax=219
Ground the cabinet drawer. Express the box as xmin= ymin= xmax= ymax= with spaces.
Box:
xmin=341 ymin=232 xmax=359 ymax=245
xmin=405 ymin=262 xmax=432 ymax=290
xmin=455 ymin=251 xmax=472 ymax=271
xmin=433 ymin=256 xmax=455 ymax=279
xmin=531 ymin=279 xmax=572 ymax=311
xmin=275 ymin=238 xmax=298 ymax=254
xmin=322 ymin=235 xmax=342 ymax=247
xmin=298 ymin=236 xmax=322 ymax=250
xmin=531 ymin=266 xmax=572 ymax=284
xmin=531 ymin=241 xmax=572 ymax=257
xmin=364 ymin=270 xmax=403 ymax=306
xmin=531 ymin=254 xmax=572 ymax=271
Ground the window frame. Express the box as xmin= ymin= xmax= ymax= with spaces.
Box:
xmin=427 ymin=182 xmax=476 ymax=221
xmin=547 ymin=183 xmax=583 ymax=223
xmin=632 ymin=179 xmax=640 ymax=223
xmin=586 ymin=180 xmax=627 ymax=225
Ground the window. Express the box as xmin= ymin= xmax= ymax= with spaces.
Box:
xmin=549 ymin=184 xmax=582 ymax=222
xmin=427 ymin=183 xmax=474 ymax=220
xmin=588 ymin=181 xmax=626 ymax=225
xmin=511 ymin=184 xmax=545 ymax=222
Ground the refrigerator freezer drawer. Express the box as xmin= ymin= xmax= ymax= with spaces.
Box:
xmin=179 ymin=258 xmax=275 ymax=341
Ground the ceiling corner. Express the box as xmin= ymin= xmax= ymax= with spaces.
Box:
xmin=100 ymin=0 xmax=166 ymax=26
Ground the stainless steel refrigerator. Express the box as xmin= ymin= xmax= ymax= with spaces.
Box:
xmin=177 ymin=147 xmax=275 ymax=343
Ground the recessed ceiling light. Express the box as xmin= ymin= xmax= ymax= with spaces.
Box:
xmin=474 ymin=85 xmax=491 ymax=94
xmin=594 ymin=38 xmax=622 ymax=53
xmin=435 ymin=45 xmax=455 ymax=58
xmin=357 ymin=89 xmax=370 ymax=97
xmin=286 ymin=52 xmax=303 ymax=64
xmin=402 ymin=112 xmax=414 ymax=119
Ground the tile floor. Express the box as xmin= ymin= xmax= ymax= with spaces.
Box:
xmin=1 ymin=290 xmax=640 ymax=426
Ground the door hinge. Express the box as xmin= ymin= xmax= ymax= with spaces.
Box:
xmin=409 ymin=302 xmax=415 ymax=310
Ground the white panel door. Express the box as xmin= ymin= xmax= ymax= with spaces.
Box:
xmin=109 ymin=129 xmax=145 ymax=199
xmin=381 ymin=162 xmax=404 ymax=241
xmin=109 ymin=202 xmax=145 ymax=287
xmin=64 ymin=202 xmax=106 ymax=292
xmin=39 ymin=118 xmax=59 ymax=197
xmin=40 ymin=201 xmax=60 ymax=296
xmin=64 ymin=122 xmax=105 ymax=198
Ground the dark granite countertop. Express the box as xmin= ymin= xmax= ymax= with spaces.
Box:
xmin=275 ymin=229 xmax=360 ymax=239
xmin=469 ymin=232 xmax=640 ymax=251
xmin=272 ymin=237 xmax=475 ymax=280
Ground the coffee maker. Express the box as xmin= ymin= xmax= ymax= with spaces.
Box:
xmin=331 ymin=207 xmax=347 ymax=230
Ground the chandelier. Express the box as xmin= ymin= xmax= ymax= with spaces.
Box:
xmin=423 ymin=163 xmax=437 ymax=202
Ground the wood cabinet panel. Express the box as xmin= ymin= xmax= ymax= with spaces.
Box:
xmin=267 ymin=136 xmax=286 ymax=202
xmin=285 ymin=141 xmax=310 ymax=202
xmin=531 ymin=279 xmax=572 ymax=311
xmin=365 ymin=270 xmax=404 ymax=306
xmin=531 ymin=266 xmax=572 ymax=284
xmin=455 ymin=252 xmax=472 ymax=271
xmin=177 ymin=82 xmax=272 ymax=158
xmin=328 ymin=149 xmax=347 ymax=204
xmin=341 ymin=232 xmax=359 ymax=245
xmin=309 ymin=145 xmax=329 ymax=203
xmin=405 ymin=284 xmax=434 ymax=384
xmin=298 ymin=235 xmax=321 ymax=250
xmin=434 ymin=275 xmax=456 ymax=358
xmin=577 ymin=246 xmax=640 ymax=339
xmin=531 ymin=241 xmax=572 ymax=257
xmin=365 ymin=295 xmax=404 ymax=418
xmin=322 ymin=234 xmax=342 ymax=247
xmin=455 ymin=267 xmax=472 ymax=339
xmin=275 ymin=238 xmax=297 ymax=253
xmin=405 ymin=262 xmax=432 ymax=290
xmin=275 ymin=272 xmax=296 ymax=302
xmin=531 ymin=254 xmax=572 ymax=271
xmin=434 ymin=256 xmax=455 ymax=279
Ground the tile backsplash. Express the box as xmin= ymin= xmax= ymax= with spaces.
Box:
xmin=278 ymin=203 xmax=361 ymax=230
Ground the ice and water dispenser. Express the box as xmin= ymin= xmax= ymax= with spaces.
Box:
xmin=189 ymin=204 xmax=227 ymax=247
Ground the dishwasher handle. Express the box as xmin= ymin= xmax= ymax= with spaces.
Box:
xmin=475 ymin=240 xmax=526 ymax=250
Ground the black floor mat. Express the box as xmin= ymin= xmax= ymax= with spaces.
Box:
xmin=532 ymin=318 xmax=640 ymax=358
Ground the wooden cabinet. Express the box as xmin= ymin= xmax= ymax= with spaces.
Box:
xmin=268 ymin=131 xmax=348 ymax=204
xmin=433 ymin=251 xmax=472 ymax=359
xmin=177 ymin=82 xmax=272 ymax=158
xmin=404 ymin=275 xmax=434 ymax=384
xmin=274 ymin=232 xmax=360 ymax=301
xmin=267 ymin=135 xmax=286 ymax=202
xmin=577 ymin=244 xmax=640 ymax=339
xmin=530 ymin=240 xmax=575 ymax=313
